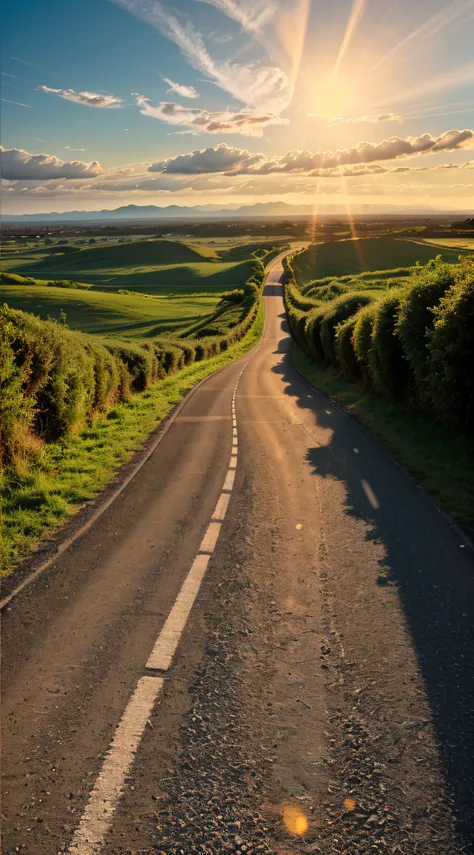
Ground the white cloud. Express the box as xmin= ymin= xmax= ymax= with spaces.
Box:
xmin=134 ymin=95 xmax=286 ymax=136
xmin=149 ymin=142 xmax=264 ymax=173
xmin=110 ymin=0 xmax=290 ymax=112
xmin=147 ymin=129 xmax=474 ymax=176
xmin=0 ymin=146 xmax=103 ymax=180
xmin=38 ymin=86 xmax=124 ymax=108
xmin=163 ymin=77 xmax=199 ymax=98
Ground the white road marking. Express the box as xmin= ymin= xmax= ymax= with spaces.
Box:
xmin=200 ymin=521 xmax=222 ymax=553
xmin=361 ymin=479 xmax=380 ymax=510
xmin=223 ymin=469 xmax=236 ymax=491
xmin=68 ymin=675 xmax=163 ymax=855
xmin=68 ymin=359 xmax=247 ymax=854
xmin=212 ymin=492 xmax=231 ymax=521
xmin=145 ymin=553 xmax=210 ymax=671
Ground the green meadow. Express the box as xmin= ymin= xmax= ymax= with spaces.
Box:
xmin=292 ymin=236 xmax=469 ymax=285
xmin=0 ymin=280 xmax=219 ymax=339
xmin=0 ymin=237 xmax=269 ymax=294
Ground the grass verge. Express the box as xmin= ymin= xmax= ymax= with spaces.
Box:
xmin=0 ymin=301 xmax=264 ymax=578
xmin=291 ymin=343 xmax=474 ymax=529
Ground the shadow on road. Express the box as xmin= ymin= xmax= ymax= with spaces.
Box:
xmin=270 ymin=334 xmax=474 ymax=848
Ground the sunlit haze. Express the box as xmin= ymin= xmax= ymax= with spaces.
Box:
xmin=2 ymin=0 xmax=474 ymax=214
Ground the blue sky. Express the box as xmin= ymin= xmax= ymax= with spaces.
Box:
xmin=2 ymin=0 xmax=474 ymax=212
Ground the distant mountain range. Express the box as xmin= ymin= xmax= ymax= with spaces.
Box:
xmin=3 ymin=200 xmax=462 ymax=224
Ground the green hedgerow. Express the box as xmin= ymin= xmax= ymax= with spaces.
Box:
xmin=427 ymin=259 xmax=474 ymax=434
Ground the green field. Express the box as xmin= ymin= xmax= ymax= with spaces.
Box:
xmin=0 ymin=238 xmax=270 ymax=294
xmin=0 ymin=281 xmax=219 ymax=339
xmin=292 ymin=237 xmax=470 ymax=285
xmin=420 ymin=237 xmax=474 ymax=251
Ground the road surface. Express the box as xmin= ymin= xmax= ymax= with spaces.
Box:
xmin=3 ymin=254 xmax=474 ymax=854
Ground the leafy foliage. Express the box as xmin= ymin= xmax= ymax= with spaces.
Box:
xmin=284 ymin=250 xmax=474 ymax=438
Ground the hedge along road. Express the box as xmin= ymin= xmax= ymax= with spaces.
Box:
xmin=3 ymin=254 xmax=474 ymax=854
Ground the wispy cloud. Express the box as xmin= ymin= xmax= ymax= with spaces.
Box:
xmin=38 ymin=86 xmax=124 ymax=108
xmin=134 ymin=94 xmax=286 ymax=136
xmin=11 ymin=55 xmax=37 ymax=68
xmin=196 ymin=0 xmax=275 ymax=33
xmin=1 ymin=72 xmax=19 ymax=79
xmin=368 ymin=0 xmax=474 ymax=75
xmin=163 ymin=77 xmax=199 ymax=98
xmin=0 ymin=145 xmax=102 ymax=180
xmin=321 ymin=112 xmax=404 ymax=126
xmin=1 ymin=97 xmax=32 ymax=109
xmin=110 ymin=0 xmax=290 ymax=112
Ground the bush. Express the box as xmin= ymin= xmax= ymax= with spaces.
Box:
xmin=0 ymin=316 xmax=36 ymax=463
xmin=427 ymin=260 xmax=474 ymax=434
xmin=305 ymin=305 xmax=328 ymax=363
xmin=396 ymin=256 xmax=455 ymax=401
xmin=352 ymin=304 xmax=377 ymax=388
xmin=305 ymin=281 xmax=347 ymax=302
xmin=368 ymin=290 xmax=411 ymax=399
xmin=320 ymin=294 xmax=373 ymax=368
xmin=335 ymin=314 xmax=361 ymax=382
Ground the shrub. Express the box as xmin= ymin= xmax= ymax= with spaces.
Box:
xmin=320 ymin=294 xmax=373 ymax=368
xmin=335 ymin=314 xmax=361 ymax=382
xmin=305 ymin=281 xmax=347 ymax=302
xmin=427 ymin=259 xmax=474 ymax=434
xmin=368 ymin=290 xmax=411 ymax=399
xmin=396 ymin=256 xmax=455 ymax=401
xmin=305 ymin=305 xmax=328 ymax=363
xmin=352 ymin=304 xmax=377 ymax=388
xmin=0 ymin=316 xmax=36 ymax=463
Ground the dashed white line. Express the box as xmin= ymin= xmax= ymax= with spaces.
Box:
xmin=200 ymin=521 xmax=222 ymax=553
xmin=68 ymin=363 xmax=246 ymax=855
xmin=223 ymin=469 xmax=236 ymax=491
xmin=68 ymin=675 xmax=164 ymax=855
xmin=145 ymin=553 xmax=211 ymax=672
xmin=212 ymin=492 xmax=231 ymax=521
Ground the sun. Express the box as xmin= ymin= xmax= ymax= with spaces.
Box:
xmin=310 ymin=72 xmax=358 ymax=119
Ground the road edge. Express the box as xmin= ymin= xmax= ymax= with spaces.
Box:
xmin=288 ymin=345 xmax=474 ymax=554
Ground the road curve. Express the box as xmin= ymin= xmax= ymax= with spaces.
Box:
xmin=3 ymin=255 xmax=474 ymax=854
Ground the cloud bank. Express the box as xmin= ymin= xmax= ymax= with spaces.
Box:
xmin=1 ymin=146 xmax=103 ymax=180
xmin=150 ymin=130 xmax=474 ymax=177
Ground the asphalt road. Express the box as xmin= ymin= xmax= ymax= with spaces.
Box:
xmin=3 ymin=255 xmax=474 ymax=854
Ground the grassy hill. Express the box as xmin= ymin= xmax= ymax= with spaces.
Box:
xmin=293 ymin=237 xmax=469 ymax=285
xmin=1 ymin=239 xmax=258 ymax=294
xmin=0 ymin=279 xmax=219 ymax=339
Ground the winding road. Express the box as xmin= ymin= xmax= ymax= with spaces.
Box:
xmin=3 ymin=253 xmax=474 ymax=854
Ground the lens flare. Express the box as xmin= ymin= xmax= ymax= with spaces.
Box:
xmin=283 ymin=803 xmax=309 ymax=835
